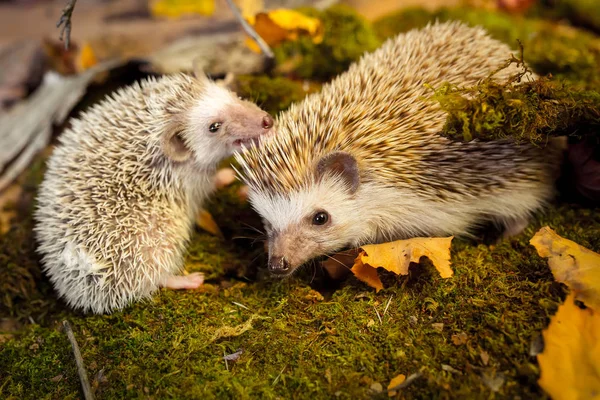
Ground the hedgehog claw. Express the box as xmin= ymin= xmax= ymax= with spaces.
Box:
xmin=163 ymin=272 xmax=204 ymax=290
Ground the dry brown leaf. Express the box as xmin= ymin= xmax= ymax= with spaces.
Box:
xmin=76 ymin=43 xmax=99 ymax=72
xmin=537 ymin=292 xmax=600 ymax=400
xmin=195 ymin=208 xmax=223 ymax=238
xmin=387 ymin=373 xmax=406 ymax=397
xmin=351 ymin=237 xmax=454 ymax=292
xmin=451 ymin=332 xmax=468 ymax=345
xmin=530 ymin=226 xmax=600 ymax=310
xmin=245 ymin=9 xmax=323 ymax=52
xmin=149 ymin=0 xmax=215 ymax=18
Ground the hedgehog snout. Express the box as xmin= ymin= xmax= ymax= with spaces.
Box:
xmin=268 ymin=255 xmax=290 ymax=275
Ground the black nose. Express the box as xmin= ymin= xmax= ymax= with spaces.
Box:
xmin=262 ymin=114 xmax=273 ymax=130
xmin=268 ymin=256 xmax=290 ymax=275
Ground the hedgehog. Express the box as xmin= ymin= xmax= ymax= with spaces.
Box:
xmin=235 ymin=21 xmax=565 ymax=276
xmin=34 ymin=69 xmax=274 ymax=314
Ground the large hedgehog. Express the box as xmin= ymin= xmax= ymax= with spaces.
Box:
xmin=35 ymin=71 xmax=274 ymax=314
xmin=236 ymin=21 xmax=564 ymax=276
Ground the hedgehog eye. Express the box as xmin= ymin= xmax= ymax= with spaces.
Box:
xmin=209 ymin=122 xmax=222 ymax=133
xmin=312 ymin=211 xmax=329 ymax=226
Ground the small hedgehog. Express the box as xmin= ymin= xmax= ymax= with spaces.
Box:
xmin=35 ymin=70 xmax=274 ymax=314
xmin=235 ymin=21 xmax=564 ymax=276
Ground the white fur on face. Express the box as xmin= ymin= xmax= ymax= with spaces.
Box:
xmin=186 ymin=83 xmax=238 ymax=165
xmin=250 ymin=177 xmax=369 ymax=267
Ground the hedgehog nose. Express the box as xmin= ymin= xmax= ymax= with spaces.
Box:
xmin=268 ymin=256 xmax=290 ymax=275
xmin=262 ymin=114 xmax=273 ymax=130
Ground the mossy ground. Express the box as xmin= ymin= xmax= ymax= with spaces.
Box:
xmin=2 ymin=4 xmax=600 ymax=399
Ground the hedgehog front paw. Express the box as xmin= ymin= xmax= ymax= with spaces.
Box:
xmin=163 ymin=272 xmax=204 ymax=290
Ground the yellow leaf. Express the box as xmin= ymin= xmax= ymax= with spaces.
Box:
xmin=76 ymin=43 xmax=98 ymax=72
xmin=350 ymin=237 xmax=454 ymax=291
xmin=387 ymin=374 xmax=406 ymax=397
xmin=245 ymin=9 xmax=323 ymax=53
xmin=149 ymin=0 xmax=215 ymax=18
xmin=537 ymin=292 xmax=600 ymax=400
xmin=195 ymin=208 xmax=223 ymax=238
xmin=351 ymin=258 xmax=384 ymax=292
xmin=530 ymin=226 xmax=600 ymax=310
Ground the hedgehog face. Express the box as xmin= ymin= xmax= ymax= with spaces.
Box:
xmin=185 ymin=83 xmax=274 ymax=166
xmin=251 ymin=152 xmax=366 ymax=276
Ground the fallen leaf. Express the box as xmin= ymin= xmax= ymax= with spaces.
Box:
xmin=431 ymin=322 xmax=444 ymax=332
xmin=369 ymin=382 xmax=383 ymax=393
xmin=387 ymin=374 xmax=405 ymax=397
xmin=76 ymin=43 xmax=98 ymax=72
xmin=351 ymin=237 xmax=454 ymax=292
xmin=530 ymin=226 xmax=600 ymax=310
xmin=245 ymin=9 xmax=323 ymax=53
xmin=537 ymin=292 xmax=600 ymax=400
xmin=195 ymin=209 xmax=223 ymax=238
xmin=480 ymin=350 xmax=490 ymax=366
xmin=149 ymin=0 xmax=215 ymax=18
xmin=451 ymin=332 xmax=468 ymax=345
xmin=351 ymin=256 xmax=384 ymax=291
xmin=387 ymin=373 xmax=421 ymax=395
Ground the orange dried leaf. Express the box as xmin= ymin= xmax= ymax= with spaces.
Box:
xmin=245 ymin=9 xmax=323 ymax=52
xmin=351 ymin=258 xmax=383 ymax=292
xmin=350 ymin=237 xmax=453 ymax=291
xmin=537 ymin=292 xmax=600 ymax=400
xmin=195 ymin=208 xmax=223 ymax=238
xmin=387 ymin=373 xmax=406 ymax=397
xmin=530 ymin=226 xmax=600 ymax=310
xmin=149 ymin=0 xmax=215 ymax=18
xmin=76 ymin=43 xmax=98 ymax=71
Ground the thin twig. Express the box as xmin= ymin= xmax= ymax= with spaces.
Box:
xmin=232 ymin=301 xmax=250 ymax=311
xmin=272 ymin=365 xmax=287 ymax=386
xmin=62 ymin=320 xmax=94 ymax=400
xmin=373 ymin=305 xmax=382 ymax=325
xmin=383 ymin=295 xmax=394 ymax=318
xmin=56 ymin=0 xmax=78 ymax=50
xmin=224 ymin=0 xmax=274 ymax=59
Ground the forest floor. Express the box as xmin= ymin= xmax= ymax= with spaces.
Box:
xmin=1 ymin=1 xmax=599 ymax=399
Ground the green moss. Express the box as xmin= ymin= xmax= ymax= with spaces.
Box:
xmin=273 ymin=5 xmax=381 ymax=81
xmin=374 ymin=7 xmax=600 ymax=90
xmin=428 ymin=64 xmax=600 ymax=143
xmin=234 ymin=75 xmax=321 ymax=115
xmin=529 ymin=0 xmax=600 ymax=34
xmin=2 ymin=203 xmax=598 ymax=398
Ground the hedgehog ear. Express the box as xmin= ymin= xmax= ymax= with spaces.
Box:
xmin=316 ymin=152 xmax=360 ymax=194
xmin=162 ymin=126 xmax=192 ymax=163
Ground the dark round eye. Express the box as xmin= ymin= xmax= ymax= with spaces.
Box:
xmin=209 ymin=122 xmax=222 ymax=133
xmin=312 ymin=211 xmax=329 ymax=226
